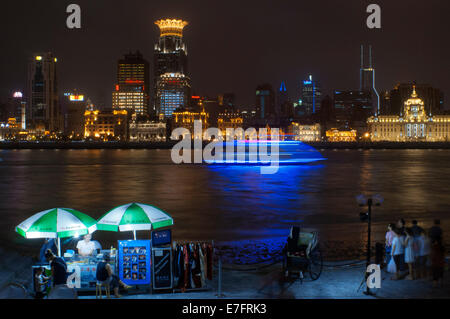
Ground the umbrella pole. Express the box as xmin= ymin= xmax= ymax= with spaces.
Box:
xmin=57 ymin=237 xmax=61 ymax=257
xmin=133 ymin=230 xmax=136 ymax=240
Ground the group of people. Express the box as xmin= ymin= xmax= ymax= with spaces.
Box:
xmin=34 ymin=234 xmax=130 ymax=298
xmin=385 ymin=219 xmax=446 ymax=287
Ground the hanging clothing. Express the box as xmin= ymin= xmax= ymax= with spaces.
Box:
xmin=199 ymin=244 xmax=206 ymax=287
xmin=183 ymin=244 xmax=190 ymax=290
xmin=191 ymin=244 xmax=202 ymax=288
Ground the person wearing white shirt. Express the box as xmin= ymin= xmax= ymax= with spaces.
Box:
xmin=391 ymin=229 xmax=405 ymax=280
xmin=76 ymin=234 xmax=96 ymax=257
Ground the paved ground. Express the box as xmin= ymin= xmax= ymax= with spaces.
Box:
xmin=78 ymin=261 xmax=450 ymax=299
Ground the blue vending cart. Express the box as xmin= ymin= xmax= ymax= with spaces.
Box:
xmin=118 ymin=240 xmax=151 ymax=287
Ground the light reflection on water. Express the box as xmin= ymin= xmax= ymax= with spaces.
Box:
xmin=0 ymin=148 xmax=449 ymax=254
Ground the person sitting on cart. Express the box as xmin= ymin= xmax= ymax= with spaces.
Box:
xmin=96 ymin=253 xmax=131 ymax=298
xmin=76 ymin=234 xmax=97 ymax=257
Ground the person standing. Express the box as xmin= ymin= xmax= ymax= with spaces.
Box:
xmin=39 ymin=238 xmax=58 ymax=264
xmin=385 ymin=223 xmax=395 ymax=266
xmin=391 ymin=228 xmax=405 ymax=280
xmin=429 ymin=220 xmax=443 ymax=244
xmin=396 ymin=218 xmax=406 ymax=236
xmin=411 ymin=220 xmax=424 ymax=237
xmin=34 ymin=267 xmax=49 ymax=299
xmin=415 ymin=230 xmax=430 ymax=279
xmin=430 ymin=239 xmax=445 ymax=288
xmin=404 ymin=228 xmax=416 ymax=280
xmin=44 ymin=250 xmax=68 ymax=286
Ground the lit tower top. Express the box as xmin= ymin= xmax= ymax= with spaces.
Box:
xmin=154 ymin=18 xmax=189 ymax=77
xmin=155 ymin=19 xmax=188 ymax=37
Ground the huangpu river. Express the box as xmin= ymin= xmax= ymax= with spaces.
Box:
xmin=1 ymin=148 xmax=449 ymax=255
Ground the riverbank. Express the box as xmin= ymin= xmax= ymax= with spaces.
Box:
xmin=2 ymin=248 xmax=449 ymax=299
xmin=2 ymin=141 xmax=450 ymax=150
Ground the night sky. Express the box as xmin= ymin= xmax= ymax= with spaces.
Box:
xmin=0 ymin=0 xmax=449 ymax=109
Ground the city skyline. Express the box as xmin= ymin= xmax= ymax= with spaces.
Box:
xmin=0 ymin=0 xmax=449 ymax=110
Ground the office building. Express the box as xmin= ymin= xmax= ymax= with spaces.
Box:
xmin=129 ymin=113 xmax=166 ymax=142
xmin=64 ymin=93 xmax=87 ymax=139
xmin=326 ymin=128 xmax=357 ymax=142
xmin=334 ymin=90 xmax=372 ymax=123
xmin=300 ymin=75 xmax=321 ymax=115
xmin=112 ymin=51 xmax=149 ymax=115
xmin=84 ymin=109 xmax=128 ymax=140
xmin=156 ymin=73 xmax=191 ymax=118
xmin=172 ymin=108 xmax=209 ymax=140
xmin=217 ymin=111 xmax=244 ymax=139
xmin=154 ymin=19 xmax=190 ymax=117
xmin=255 ymin=84 xmax=276 ymax=119
xmin=289 ymin=123 xmax=322 ymax=141
xmin=27 ymin=52 xmax=60 ymax=132
xmin=359 ymin=45 xmax=380 ymax=115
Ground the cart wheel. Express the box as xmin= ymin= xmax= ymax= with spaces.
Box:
xmin=308 ymin=248 xmax=323 ymax=281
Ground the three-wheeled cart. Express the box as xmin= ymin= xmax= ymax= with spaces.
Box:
xmin=282 ymin=228 xmax=323 ymax=282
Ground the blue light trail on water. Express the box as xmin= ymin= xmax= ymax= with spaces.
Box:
xmin=204 ymin=141 xmax=327 ymax=262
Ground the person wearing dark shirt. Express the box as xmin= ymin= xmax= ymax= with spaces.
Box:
xmin=411 ymin=220 xmax=424 ymax=237
xmin=39 ymin=239 xmax=58 ymax=264
xmin=396 ymin=218 xmax=406 ymax=236
xmin=96 ymin=253 xmax=130 ymax=298
xmin=430 ymin=239 xmax=445 ymax=288
xmin=429 ymin=219 xmax=443 ymax=244
xmin=45 ymin=249 xmax=68 ymax=286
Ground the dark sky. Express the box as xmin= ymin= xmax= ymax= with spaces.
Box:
xmin=0 ymin=0 xmax=449 ymax=109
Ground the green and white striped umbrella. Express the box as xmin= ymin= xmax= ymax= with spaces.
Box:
xmin=96 ymin=203 xmax=173 ymax=238
xmin=15 ymin=208 xmax=97 ymax=239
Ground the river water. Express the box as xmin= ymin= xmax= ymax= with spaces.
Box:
xmin=1 ymin=148 xmax=449 ymax=256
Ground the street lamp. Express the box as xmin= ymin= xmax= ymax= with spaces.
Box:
xmin=356 ymin=193 xmax=383 ymax=295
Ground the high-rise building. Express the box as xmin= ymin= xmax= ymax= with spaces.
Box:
xmin=156 ymin=73 xmax=191 ymax=118
xmin=255 ymin=84 xmax=275 ymax=119
xmin=27 ymin=53 xmax=60 ymax=132
xmin=7 ymin=92 xmax=26 ymax=129
xmin=278 ymin=81 xmax=288 ymax=106
xmin=359 ymin=45 xmax=380 ymax=115
xmin=112 ymin=51 xmax=149 ymax=116
xmin=301 ymin=75 xmax=322 ymax=115
xmin=154 ymin=19 xmax=190 ymax=117
xmin=333 ymin=90 xmax=372 ymax=123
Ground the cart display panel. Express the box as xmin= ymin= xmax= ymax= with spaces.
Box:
xmin=118 ymin=240 xmax=151 ymax=285
xmin=151 ymin=229 xmax=171 ymax=247
xmin=152 ymin=247 xmax=172 ymax=289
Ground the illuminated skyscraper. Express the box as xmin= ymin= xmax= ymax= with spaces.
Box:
xmin=154 ymin=19 xmax=190 ymax=117
xmin=301 ymin=75 xmax=322 ymax=115
xmin=112 ymin=51 xmax=149 ymax=115
xmin=8 ymin=92 xmax=26 ymax=129
xmin=156 ymin=73 xmax=191 ymax=118
xmin=27 ymin=52 xmax=60 ymax=132
xmin=359 ymin=45 xmax=380 ymax=115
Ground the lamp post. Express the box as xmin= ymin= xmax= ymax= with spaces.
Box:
xmin=356 ymin=194 xmax=383 ymax=295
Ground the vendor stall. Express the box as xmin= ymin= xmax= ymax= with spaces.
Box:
xmin=65 ymin=250 xmax=117 ymax=290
